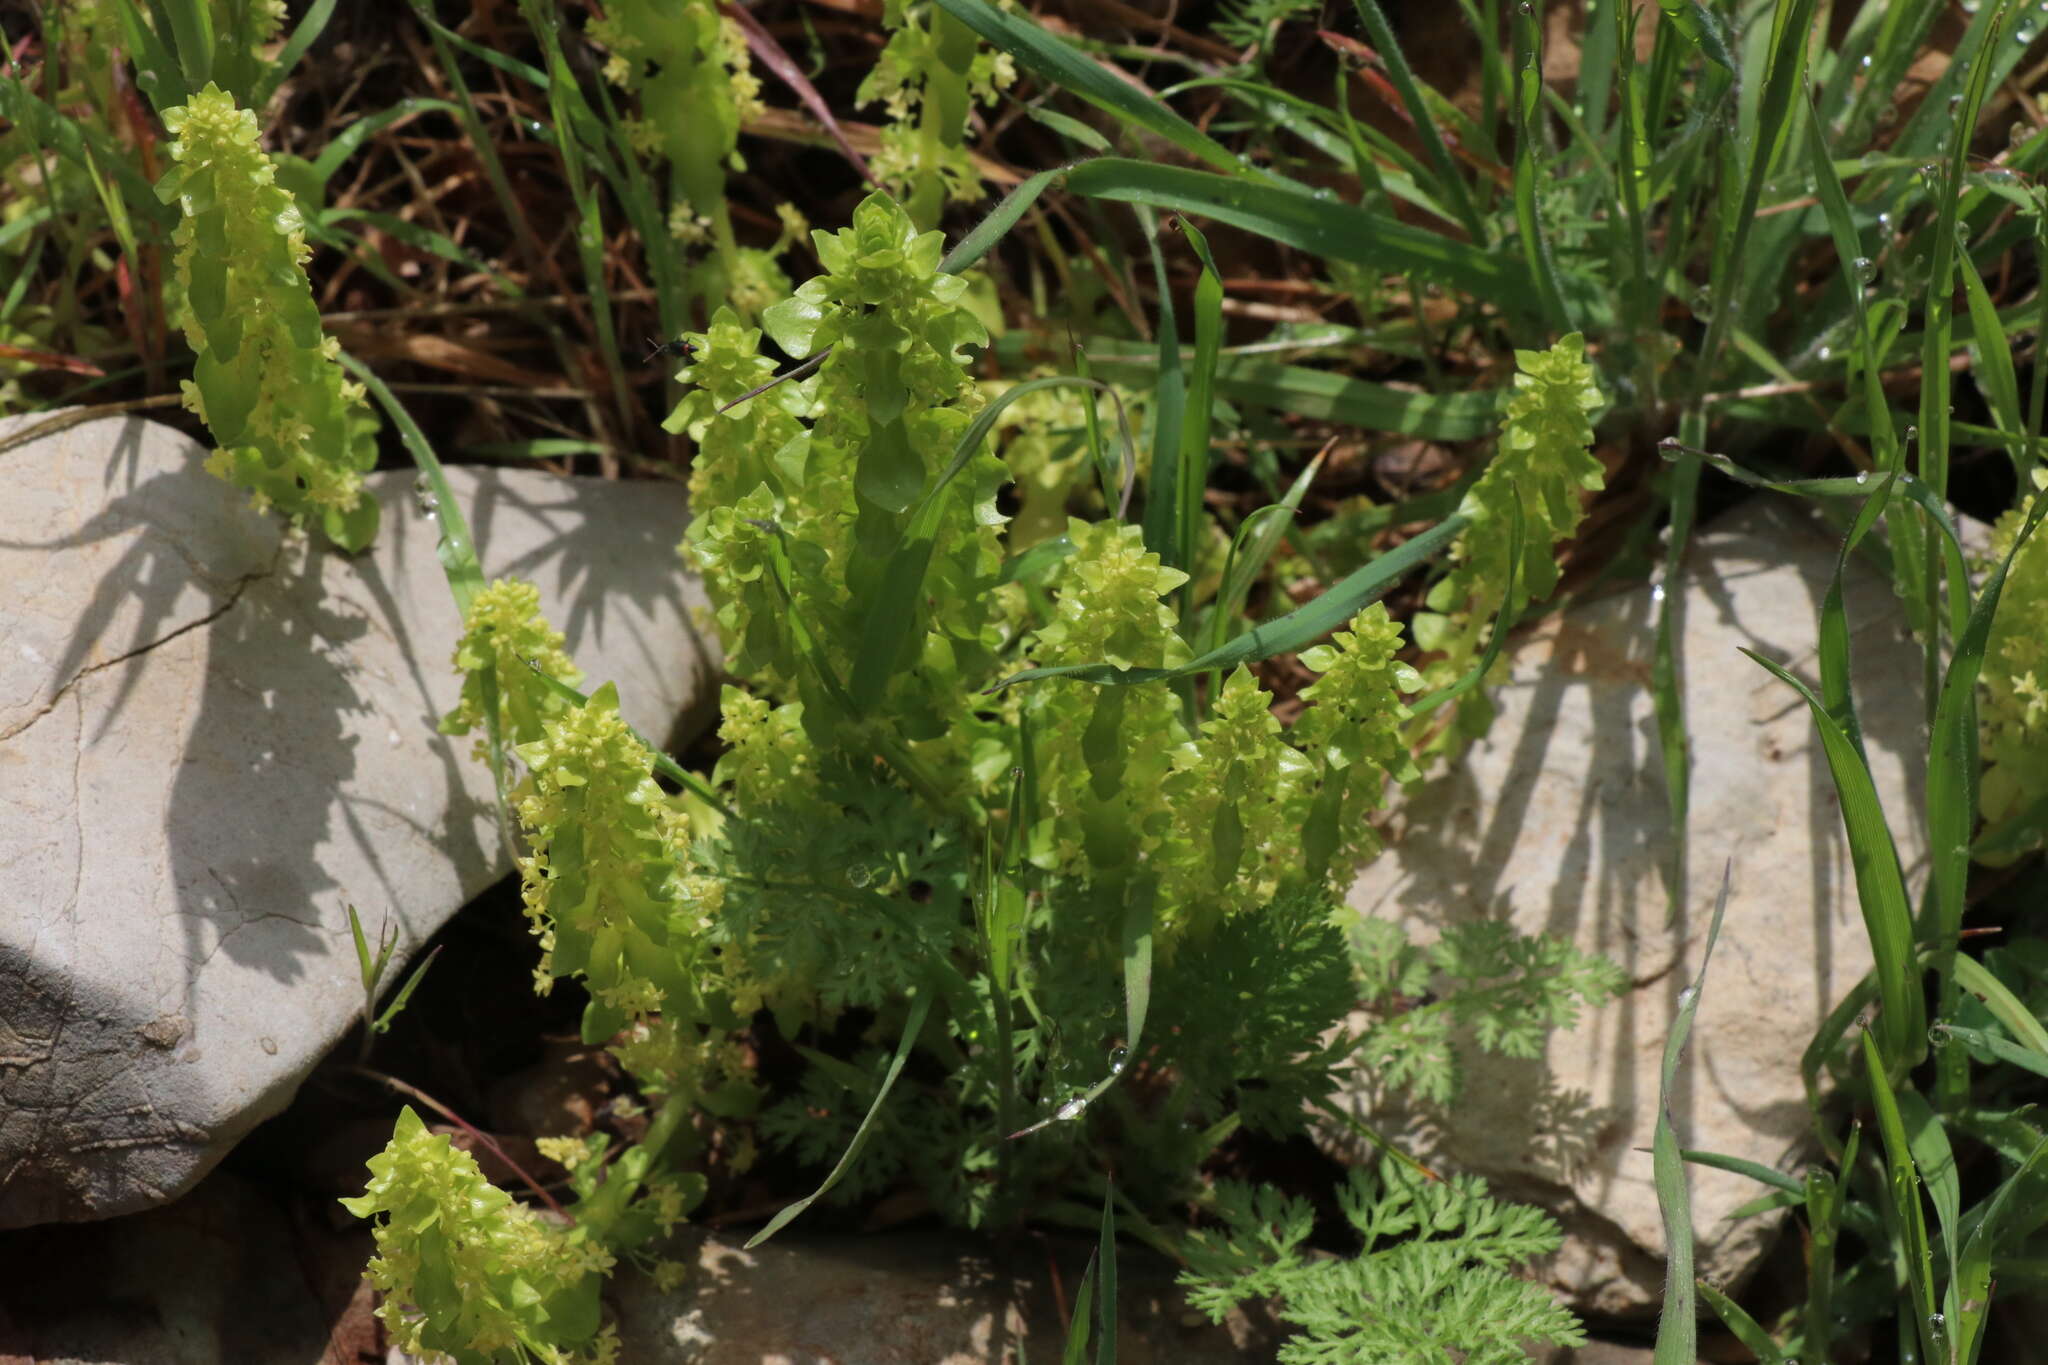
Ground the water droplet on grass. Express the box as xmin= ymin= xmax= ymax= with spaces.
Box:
xmin=1107 ymin=1046 xmax=1129 ymax=1073
xmin=1055 ymin=1093 xmax=1089 ymax=1121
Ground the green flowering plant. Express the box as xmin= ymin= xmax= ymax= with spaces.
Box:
xmin=1978 ymin=468 xmax=2048 ymax=863
xmin=1410 ymin=332 xmax=1604 ymax=752
xmin=156 ymin=83 xmax=381 ymax=550
xmin=857 ymin=0 xmax=1015 ymax=226
xmin=351 ymin=191 xmax=1621 ymax=1359
xmin=587 ymin=0 xmax=791 ymax=315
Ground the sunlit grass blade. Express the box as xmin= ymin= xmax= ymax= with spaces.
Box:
xmin=1950 ymin=953 xmax=2048 ymax=1059
xmin=340 ymin=351 xmax=482 ymax=616
xmin=928 ymin=0 xmax=1246 ymax=174
xmin=1061 ymin=159 xmax=1542 ymax=312
xmin=1651 ymin=862 xmax=1731 ymax=1365
xmin=1679 ymin=1149 xmax=1804 ymax=1194
xmin=987 ymin=511 xmax=1467 ymax=690
xmin=1742 ymin=647 xmax=1925 ymax=1070
xmin=747 ymin=992 xmax=933 ymax=1247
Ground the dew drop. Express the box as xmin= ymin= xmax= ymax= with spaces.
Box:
xmin=1905 ymin=424 xmax=1919 ymax=444
xmin=1108 ymin=1046 xmax=1129 ymax=1073
xmin=1859 ymin=53 xmax=1873 ymax=71
xmin=1055 ymin=1093 xmax=1089 ymax=1121
xmin=1855 ymin=471 xmax=1871 ymax=485
xmin=1853 ymin=256 xmax=1876 ymax=283
xmin=1676 ymin=985 xmax=1698 ymax=1010
xmin=1877 ymin=211 xmax=1894 ymax=232
xmin=1818 ymin=344 xmax=1833 ymax=362
xmin=412 ymin=474 xmax=439 ymax=520
xmin=846 ymin=865 xmax=873 ymax=889
xmin=1962 ymin=0 xmax=1982 ymax=12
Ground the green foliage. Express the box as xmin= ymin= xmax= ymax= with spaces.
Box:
xmin=341 ymin=1107 xmax=619 ymax=1365
xmin=439 ymin=578 xmax=585 ymax=756
xmin=1178 ymin=1158 xmax=1584 ymax=1364
xmin=1348 ymin=919 xmax=1628 ymax=1108
xmin=588 ymin=0 xmax=791 ymax=313
xmin=157 ymin=83 xmax=381 ymax=550
xmin=1979 ymin=469 xmax=2048 ymax=861
xmin=354 ymin=189 xmax=1613 ymax=1360
xmin=858 ymin=0 xmax=1014 ymax=224
xmin=1412 ymin=332 xmax=1604 ymax=751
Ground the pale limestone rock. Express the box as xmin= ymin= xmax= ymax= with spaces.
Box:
xmin=1332 ymin=497 xmax=1926 ymax=1316
xmin=607 ymin=1228 xmax=1274 ymax=1363
xmin=0 ymin=413 xmax=715 ymax=1228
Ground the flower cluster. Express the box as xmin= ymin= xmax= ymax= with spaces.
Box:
xmin=157 ymin=84 xmax=381 ymax=549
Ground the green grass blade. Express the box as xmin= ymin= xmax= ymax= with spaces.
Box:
xmin=1207 ymin=449 xmax=1325 ymax=656
xmin=746 ymin=991 xmax=933 ymax=1248
xmin=1345 ymin=0 xmax=1487 ymax=242
xmin=1679 ymin=1149 xmax=1805 ymax=1195
xmin=1063 ymin=1250 xmax=1098 ymax=1365
xmin=1936 ymin=1023 xmax=2048 ymax=1082
xmin=1954 ymin=1135 xmax=2048 ymax=1364
xmin=1095 ymin=1182 xmax=1118 ymax=1365
xmin=1138 ymin=208 xmax=1185 ymax=563
xmin=1956 ymin=232 xmax=2025 ymax=471
xmin=1696 ymin=1279 xmax=1793 ymax=1365
xmin=1083 ymin=344 xmax=1501 ymax=440
xmin=253 ymin=0 xmax=340 ymax=107
xmin=987 ymin=511 xmax=1467 ymax=690
xmin=927 ymin=0 xmax=1246 ymax=175
xmin=1928 ymin=492 xmax=2046 ymax=1104
xmin=1651 ymin=863 xmax=1732 ymax=1365
xmin=1742 ymin=648 xmax=1925 ymax=1069
xmin=340 ymin=351 xmax=482 ymax=617
xmin=1861 ymin=1029 xmax=1942 ymax=1363
xmin=1951 ymin=954 xmax=2048 ymax=1059
xmin=1061 ymin=159 xmax=1542 ymax=312
xmin=373 ymin=944 xmax=443 ymax=1034
xmin=1173 ymin=223 xmax=1225 ymax=604
xmin=1509 ymin=1 xmax=1571 ymax=335
xmin=941 ymin=167 xmax=1064 ymax=275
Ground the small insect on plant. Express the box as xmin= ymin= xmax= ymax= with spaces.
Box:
xmin=643 ymin=335 xmax=698 ymax=364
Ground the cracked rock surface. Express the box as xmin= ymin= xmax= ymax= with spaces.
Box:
xmin=1331 ymin=497 xmax=1924 ymax=1316
xmin=0 ymin=414 xmax=715 ymax=1229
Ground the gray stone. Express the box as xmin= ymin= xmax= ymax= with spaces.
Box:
xmin=1331 ymin=497 xmax=1927 ymax=1316
xmin=0 ymin=413 xmax=715 ymax=1229
xmin=609 ymin=1228 xmax=1276 ymax=1363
